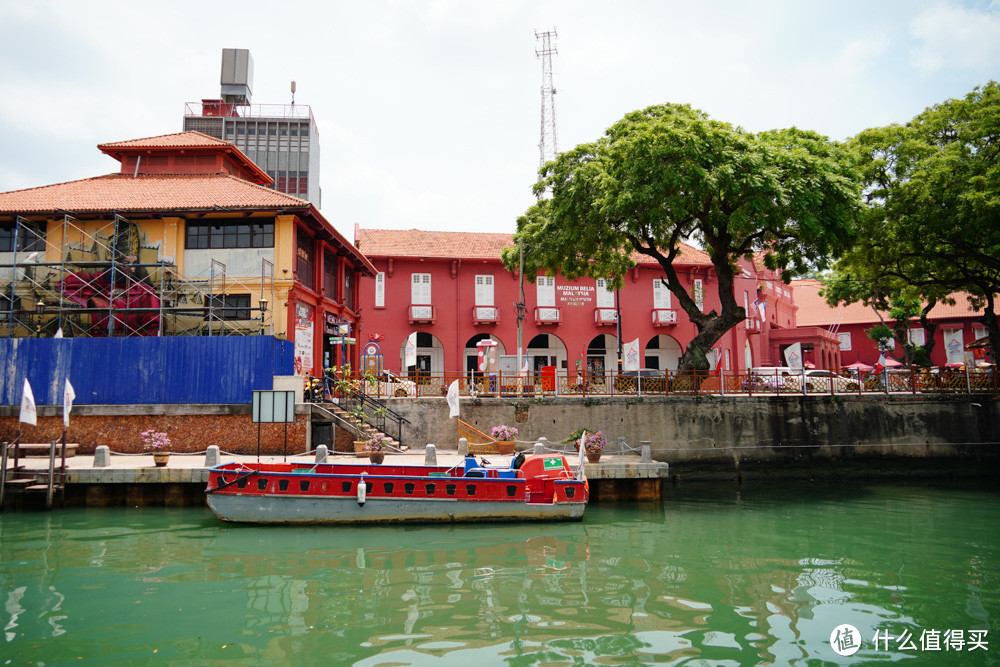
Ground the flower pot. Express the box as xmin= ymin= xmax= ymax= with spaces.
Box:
xmin=368 ymin=451 xmax=385 ymax=464
xmin=153 ymin=452 xmax=170 ymax=467
xmin=354 ymin=441 xmax=371 ymax=457
xmin=586 ymin=453 xmax=601 ymax=463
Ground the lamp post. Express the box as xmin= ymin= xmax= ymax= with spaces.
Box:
xmin=258 ymin=298 xmax=268 ymax=335
xmin=615 ymin=288 xmax=623 ymax=373
xmin=35 ymin=300 xmax=44 ymax=337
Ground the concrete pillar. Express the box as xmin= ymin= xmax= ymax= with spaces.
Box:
xmin=639 ymin=441 xmax=652 ymax=463
xmin=534 ymin=436 xmax=547 ymax=455
xmin=457 ymin=438 xmax=468 ymax=457
xmin=205 ymin=445 xmax=220 ymax=468
xmin=425 ymin=444 xmax=437 ymax=465
xmin=93 ymin=445 xmax=110 ymax=468
xmin=315 ymin=444 xmax=328 ymax=463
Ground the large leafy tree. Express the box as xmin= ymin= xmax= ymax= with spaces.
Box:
xmin=826 ymin=81 xmax=1000 ymax=358
xmin=503 ymin=103 xmax=861 ymax=371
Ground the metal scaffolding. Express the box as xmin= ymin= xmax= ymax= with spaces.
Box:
xmin=1 ymin=215 xmax=274 ymax=338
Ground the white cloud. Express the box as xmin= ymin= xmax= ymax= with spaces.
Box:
xmin=910 ymin=2 xmax=1000 ymax=74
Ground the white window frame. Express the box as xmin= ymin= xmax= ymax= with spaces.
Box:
xmin=837 ymin=332 xmax=852 ymax=351
xmin=907 ymin=327 xmax=925 ymax=347
xmin=474 ymin=275 xmax=494 ymax=306
xmin=374 ymin=272 xmax=385 ymax=308
xmin=537 ymin=276 xmax=555 ymax=307
xmin=411 ymin=273 xmax=431 ymax=304
xmin=595 ymin=278 xmax=615 ymax=309
xmin=653 ymin=279 xmax=672 ymax=309
xmin=694 ymin=278 xmax=704 ymax=311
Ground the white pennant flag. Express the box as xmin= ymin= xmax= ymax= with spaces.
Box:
xmin=446 ymin=380 xmax=460 ymax=418
xmin=404 ymin=332 xmax=417 ymax=368
xmin=577 ymin=430 xmax=587 ymax=480
xmin=54 ymin=327 xmax=64 ymax=339
xmin=63 ymin=378 xmax=76 ymax=428
xmin=623 ymin=338 xmax=641 ymax=371
xmin=19 ymin=378 xmax=37 ymax=426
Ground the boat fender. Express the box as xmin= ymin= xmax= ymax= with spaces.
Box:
xmin=357 ymin=473 xmax=367 ymax=506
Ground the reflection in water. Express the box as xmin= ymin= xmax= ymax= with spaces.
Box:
xmin=0 ymin=481 xmax=997 ymax=664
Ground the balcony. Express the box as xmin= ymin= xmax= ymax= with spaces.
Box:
xmin=473 ymin=306 xmax=499 ymax=325
xmin=745 ymin=317 xmax=760 ymax=333
xmin=651 ymin=309 xmax=677 ymax=326
xmin=408 ymin=304 xmax=436 ymax=324
xmin=594 ymin=308 xmax=618 ymax=325
xmin=534 ymin=306 xmax=561 ymax=324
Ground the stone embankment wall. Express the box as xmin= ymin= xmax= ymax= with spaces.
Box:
xmin=391 ymin=395 xmax=1000 ymax=478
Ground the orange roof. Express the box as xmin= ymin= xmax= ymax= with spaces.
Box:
xmin=793 ymin=279 xmax=984 ymax=326
xmin=0 ymin=173 xmax=309 ymax=215
xmin=356 ymin=227 xmax=712 ymax=265
xmin=97 ymin=131 xmax=233 ymax=150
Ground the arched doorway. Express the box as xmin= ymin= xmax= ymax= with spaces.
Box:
xmin=527 ymin=333 xmax=568 ymax=372
xmin=400 ymin=331 xmax=444 ymax=380
xmin=644 ymin=334 xmax=682 ymax=371
xmin=586 ymin=334 xmax=618 ymax=377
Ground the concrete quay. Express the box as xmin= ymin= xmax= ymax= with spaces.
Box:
xmin=2 ymin=446 xmax=670 ymax=508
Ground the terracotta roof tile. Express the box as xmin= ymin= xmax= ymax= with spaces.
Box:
xmin=793 ymin=279 xmax=984 ymax=326
xmin=98 ymin=131 xmax=232 ymax=150
xmin=0 ymin=173 xmax=309 ymax=215
xmin=356 ymin=228 xmax=713 ymax=266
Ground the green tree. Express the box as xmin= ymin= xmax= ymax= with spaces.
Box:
xmin=503 ymin=103 xmax=861 ymax=371
xmin=827 ymin=81 xmax=1000 ymax=358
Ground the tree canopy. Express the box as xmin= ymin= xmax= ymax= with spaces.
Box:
xmin=504 ymin=102 xmax=861 ymax=371
xmin=825 ymin=81 xmax=1000 ymax=359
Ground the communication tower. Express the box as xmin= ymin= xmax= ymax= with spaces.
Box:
xmin=535 ymin=29 xmax=558 ymax=170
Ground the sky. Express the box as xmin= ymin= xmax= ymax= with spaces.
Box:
xmin=1 ymin=0 xmax=998 ymax=242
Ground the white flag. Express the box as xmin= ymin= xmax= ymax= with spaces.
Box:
xmin=54 ymin=327 xmax=64 ymax=339
xmin=19 ymin=378 xmax=37 ymax=426
xmin=577 ymin=430 xmax=587 ymax=480
xmin=63 ymin=378 xmax=76 ymax=428
xmin=518 ymin=359 xmax=529 ymax=378
xmin=623 ymin=338 xmax=641 ymax=371
xmin=404 ymin=332 xmax=417 ymax=368
xmin=783 ymin=342 xmax=803 ymax=369
xmin=446 ymin=380 xmax=460 ymax=419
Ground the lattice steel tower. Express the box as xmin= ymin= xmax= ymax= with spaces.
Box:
xmin=535 ymin=29 xmax=558 ymax=170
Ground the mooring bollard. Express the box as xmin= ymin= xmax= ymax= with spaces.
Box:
xmin=205 ymin=445 xmax=220 ymax=468
xmin=425 ymin=444 xmax=437 ymax=465
xmin=93 ymin=445 xmax=111 ymax=468
xmin=457 ymin=437 xmax=469 ymax=457
xmin=640 ymin=441 xmax=653 ymax=463
xmin=534 ymin=436 xmax=547 ymax=455
xmin=315 ymin=444 xmax=328 ymax=463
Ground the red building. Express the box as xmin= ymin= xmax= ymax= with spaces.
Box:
xmin=793 ymin=279 xmax=994 ymax=367
xmin=353 ymin=227 xmax=823 ymax=380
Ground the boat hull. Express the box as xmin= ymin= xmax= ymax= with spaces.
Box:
xmin=207 ymin=493 xmax=586 ymax=524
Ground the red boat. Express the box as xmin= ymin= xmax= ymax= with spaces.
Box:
xmin=205 ymin=453 xmax=588 ymax=524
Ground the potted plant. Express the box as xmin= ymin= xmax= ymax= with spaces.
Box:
xmin=489 ymin=424 xmax=518 ymax=455
xmin=583 ymin=431 xmax=607 ymax=463
xmin=364 ymin=433 xmax=391 ymax=464
xmin=141 ymin=429 xmax=172 ymax=467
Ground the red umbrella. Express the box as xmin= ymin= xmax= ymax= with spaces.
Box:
xmin=843 ymin=361 xmax=873 ymax=370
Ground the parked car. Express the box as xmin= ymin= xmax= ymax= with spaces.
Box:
xmin=785 ymin=369 xmax=860 ymax=393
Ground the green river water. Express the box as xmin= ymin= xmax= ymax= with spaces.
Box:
xmin=1 ymin=480 xmax=997 ymax=666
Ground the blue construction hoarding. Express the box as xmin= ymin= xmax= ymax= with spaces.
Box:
xmin=0 ymin=336 xmax=294 ymax=406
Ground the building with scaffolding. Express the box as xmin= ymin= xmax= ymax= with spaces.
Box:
xmin=0 ymin=130 xmax=374 ymax=379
